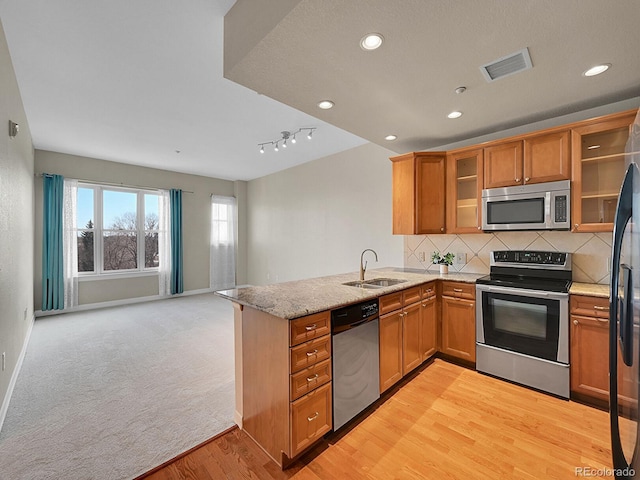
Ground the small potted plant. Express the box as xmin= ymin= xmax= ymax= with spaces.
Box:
xmin=431 ymin=251 xmax=455 ymax=274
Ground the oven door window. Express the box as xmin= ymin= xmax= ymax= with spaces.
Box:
xmin=486 ymin=197 xmax=545 ymax=225
xmin=482 ymin=292 xmax=560 ymax=361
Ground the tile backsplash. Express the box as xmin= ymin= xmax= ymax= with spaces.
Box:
xmin=404 ymin=231 xmax=613 ymax=284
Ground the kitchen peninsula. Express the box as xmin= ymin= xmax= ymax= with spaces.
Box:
xmin=216 ymin=268 xmax=482 ymax=467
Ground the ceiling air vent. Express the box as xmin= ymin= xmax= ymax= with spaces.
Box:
xmin=480 ymin=47 xmax=532 ymax=82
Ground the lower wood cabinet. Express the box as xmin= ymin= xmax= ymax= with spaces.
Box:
xmin=379 ymin=310 xmax=403 ymax=393
xmin=570 ymin=294 xmax=638 ymax=408
xmin=441 ymin=281 xmax=476 ymax=363
xmin=420 ymin=294 xmax=437 ymax=360
xmin=379 ymin=282 xmax=439 ymax=394
xmin=289 ymin=382 xmax=332 ymax=457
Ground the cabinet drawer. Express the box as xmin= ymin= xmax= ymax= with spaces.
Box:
xmin=290 ymin=381 xmax=332 ymax=458
xmin=380 ymin=291 xmax=403 ymax=315
xmin=290 ymin=335 xmax=331 ymax=373
xmin=570 ymin=295 xmax=609 ymax=319
xmin=403 ymin=286 xmax=422 ymax=305
xmin=290 ymin=311 xmax=331 ymax=346
xmin=421 ymin=282 xmax=436 ymax=299
xmin=442 ymin=281 xmax=475 ymax=299
xmin=290 ymin=358 xmax=332 ymax=401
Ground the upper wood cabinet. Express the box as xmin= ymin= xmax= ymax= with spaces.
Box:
xmin=446 ymin=148 xmax=483 ymax=233
xmin=571 ymin=111 xmax=636 ymax=232
xmin=483 ymin=131 xmax=570 ymax=189
xmin=483 ymin=140 xmax=523 ymax=189
xmin=391 ymin=152 xmax=446 ymax=234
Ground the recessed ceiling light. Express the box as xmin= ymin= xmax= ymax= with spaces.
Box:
xmin=385 ymin=135 xmax=397 ymax=141
xmin=447 ymin=111 xmax=463 ymax=119
xmin=583 ymin=64 xmax=611 ymax=77
xmin=317 ymin=100 xmax=334 ymax=109
xmin=360 ymin=33 xmax=384 ymax=51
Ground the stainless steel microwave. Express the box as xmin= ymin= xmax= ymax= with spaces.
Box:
xmin=482 ymin=180 xmax=570 ymax=231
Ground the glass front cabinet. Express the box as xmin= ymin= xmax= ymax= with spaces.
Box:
xmin=571 ymin=111 xmax=636 ymax=232
xmin=446 ymin=148 xmax=484 ymax=233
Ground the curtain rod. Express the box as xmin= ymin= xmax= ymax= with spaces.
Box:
xmin=36 ymin=174 xmax=194 ymax=194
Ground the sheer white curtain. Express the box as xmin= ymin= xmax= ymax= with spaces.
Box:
xmin=63 ymin=179 xmax=78 ymax=308
xmin=210 ymin=195 xmax=237 ymax=291
xmin=158 ymin=190 xmax=171 ymax=296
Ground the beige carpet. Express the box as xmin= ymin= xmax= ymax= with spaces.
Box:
xmin=0 ymin=293 xmax=235 ymax=480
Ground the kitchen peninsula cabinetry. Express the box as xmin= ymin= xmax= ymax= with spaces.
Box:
xmin=571 ymin=111 xmax=636 ymax=232
xmin=379 ymin=282 xmax=438 ymax=393
xmin=446 ymin=148 xmax=483 ymax=233
xmin=238 ymin=307 xmax=332 ymax=466
xmin=483 ymin=131 xmax=570 ymax=189
xmin=390 ymin=152 xmax=446 ymax=234
xmin=441 ymin=281 xmax=476 ymax=363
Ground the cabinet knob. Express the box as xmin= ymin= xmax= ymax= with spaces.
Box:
xmin=477 ymin=226 xmax=481 ymax=230
xmin=440 ymin=227 xmax=444 ymax=232
xmin=515 ymin=178 xmax=521 ymax=183
xmin=575 ymin=223 xmax=579 ymax=228
xmin=422 ymin=303 xmax=427 ymax=307
xmin=573 ymin=319 xmax=579 ymax=325
xmin=525 ymin=177 xmax=530 ymax=183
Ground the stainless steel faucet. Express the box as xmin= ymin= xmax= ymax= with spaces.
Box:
xmin=360 ymin=249 xmax=378 ymax=282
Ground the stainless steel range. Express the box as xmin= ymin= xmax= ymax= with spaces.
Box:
xmin=475 ymin=250 xmax=572 ymax=398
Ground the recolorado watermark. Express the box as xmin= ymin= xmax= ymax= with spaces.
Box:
xmin=576 ymin=466 xmax=636 ymax=477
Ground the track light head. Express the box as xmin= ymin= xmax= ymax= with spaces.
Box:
xmin=258 ymin=127 xmax=316 ymax=154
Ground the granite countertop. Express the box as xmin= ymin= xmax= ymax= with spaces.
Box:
xmin=215 ymin=267 xmax=484 ymax=320
xmin=569 ymin=282 xmax=610 ymax=298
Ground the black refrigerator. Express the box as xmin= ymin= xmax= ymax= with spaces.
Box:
xmin=611 ymin=107 xmax=640 ymax=479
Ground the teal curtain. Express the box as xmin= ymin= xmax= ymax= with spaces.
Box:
xmin=42 ymin=174 xmax=65 ymax=310
xmin=170 ymin=189 xmax=184 ymax=294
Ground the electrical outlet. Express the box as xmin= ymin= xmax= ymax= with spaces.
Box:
xmin=418 ymin=252 xmax=426 ymax=262
xmin=456 ymin=252 xmax=467 ymax=265
xmin=1 ymin=352 xmax=5 ymax=372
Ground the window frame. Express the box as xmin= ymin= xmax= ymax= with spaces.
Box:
xmin=77 ymin=183 xmax=161 ymax=277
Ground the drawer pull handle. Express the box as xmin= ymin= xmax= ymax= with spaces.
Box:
xmin=306 ymin=373 xmax=319 ymax=382
xmin=307 ymin=412 xmax=319 ymax=422
xmin=422 ymin=304 xmax=427 ymax=307
xmin=453 ymin=288 xmax=463 ymax=292
xmin=597 ymin=318 xmax=609 ymax=324
xmin=305 ymin=324 xmax=317 ymax=331
xmin=306 ymin=349 xmax=318 ymax=357
xmin=593 ymin=306 xmax=606 ymax=311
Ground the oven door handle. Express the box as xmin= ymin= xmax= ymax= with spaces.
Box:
xmin=476 ymin=284 xmax=568 ymax=300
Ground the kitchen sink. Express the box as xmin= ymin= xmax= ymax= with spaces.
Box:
xmin=342 ymin=278 xmax=407 ymax=289
xmin=365 ymin=278 xmax=407 ymax=287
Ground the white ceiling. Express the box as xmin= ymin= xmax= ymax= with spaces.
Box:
xmin=2 ymin=1 xmax=639 ymax=184
xmin=225 ymin=0 xmax=640 ymax=154
xmin=0 ymin=0 xmax=366 ymax=181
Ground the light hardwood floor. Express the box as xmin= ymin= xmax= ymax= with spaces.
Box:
xmin=142 ymin=359 xmax=613 ymax=479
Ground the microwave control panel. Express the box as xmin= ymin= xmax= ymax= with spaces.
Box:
xmin=554 ymin=195 xmax=568 ymax=223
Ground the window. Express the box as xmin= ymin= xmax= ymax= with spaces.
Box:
xmin=76 ymin=184 xmax=161 ymax=275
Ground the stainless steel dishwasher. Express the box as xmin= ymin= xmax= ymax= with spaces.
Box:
xmin=331 ymin=299 xmax=380 ymax=431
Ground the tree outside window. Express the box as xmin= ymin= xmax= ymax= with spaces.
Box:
xmin=76 ymin=185 xmax=160 ymax=274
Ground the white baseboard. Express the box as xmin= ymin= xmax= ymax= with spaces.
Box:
xmin=0 ymin=313 xmax=35 ymax=433
xmin=34 ymin=288 xmax=216 ymax=317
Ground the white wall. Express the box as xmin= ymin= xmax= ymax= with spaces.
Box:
xmin=0 ymin=18 xmax=35 ymax=424
xmin=247 ymin=142 xmax=404 ymax=285
xmin=34 ymin=150 xmax=247 ymax=307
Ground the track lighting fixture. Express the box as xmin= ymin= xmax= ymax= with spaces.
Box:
xmin=258 ymin=127 xmax=316 ymax=154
